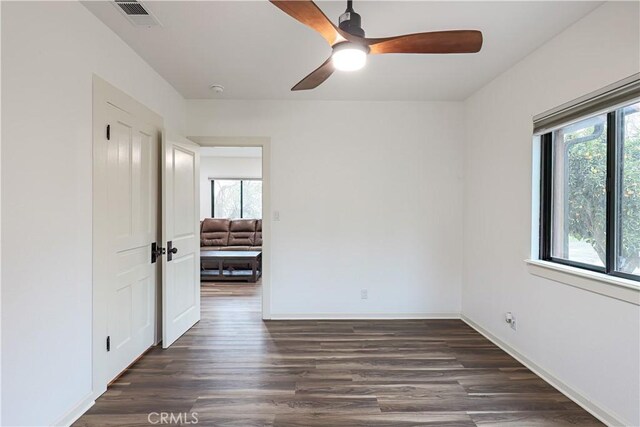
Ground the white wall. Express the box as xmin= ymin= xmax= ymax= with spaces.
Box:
xmin=1 ymin=2 xmax=186 ymax=425
xmin=200 ymin=155 xmax=262 ymax=219
xmin=188 ymin=100 xmax=465 ymax=317
xmin=462 ymin=2 xmax=640 ymax=425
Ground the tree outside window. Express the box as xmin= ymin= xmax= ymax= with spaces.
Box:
xmin=212 ymin=179 xmax=262 ymax=219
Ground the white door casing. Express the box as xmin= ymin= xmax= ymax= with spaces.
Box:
xmin=162 ymin=132 xmax=200 ymax=348
xmin=93 ymin=76 xmax=162 ymax=396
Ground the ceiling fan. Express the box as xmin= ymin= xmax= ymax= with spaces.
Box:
xmin=270 ymin=0 xmax=483 ymax=91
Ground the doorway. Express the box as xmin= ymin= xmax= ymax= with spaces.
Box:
xmin=190 ymin=137 xmax=271 ymax=319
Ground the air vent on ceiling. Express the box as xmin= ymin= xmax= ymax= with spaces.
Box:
xmin=113 ymin=0 xmax=161 ymax=27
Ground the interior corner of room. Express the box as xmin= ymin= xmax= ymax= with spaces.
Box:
xmin=1 ymin=1 xmax=639 ymax=426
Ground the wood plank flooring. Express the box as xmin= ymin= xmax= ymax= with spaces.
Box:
xmin=74 ymin=282 xmax=602 ymax=426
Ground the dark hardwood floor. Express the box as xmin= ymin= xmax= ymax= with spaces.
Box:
xmin=75 ymin=282 xmax=602 ymax=426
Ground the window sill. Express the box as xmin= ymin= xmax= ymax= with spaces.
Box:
xmin=525 ymin=259 xmax=639 ymax=305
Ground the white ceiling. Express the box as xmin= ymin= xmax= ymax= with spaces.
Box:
xmin=84 ymin=1 xmax=602 ymax=101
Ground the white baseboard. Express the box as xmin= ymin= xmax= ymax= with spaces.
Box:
xmin=268 ymin=312 xmax=460 ymax=320
xmin=53 ymin=392 xmax=95 ymax=427
xmin=461 ymin=315 xmax=627 ymax=427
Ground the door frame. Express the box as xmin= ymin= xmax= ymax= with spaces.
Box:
xmin=189 ymin=136 xmax=272 ymax=319
xmin=92 ymin=75 xmax=164 ymax=399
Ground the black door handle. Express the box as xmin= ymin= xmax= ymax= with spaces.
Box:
xmin=167 ymin=241 xmax=178 ymax=261
xmin=151 ymin=242 xmax=166 ymax=263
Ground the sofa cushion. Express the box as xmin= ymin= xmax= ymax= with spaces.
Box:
xmin=228 ymin=219 xmax=256 ymax=246
xmin=201 ymin=218 xmax=230 ymax=246
xmin=230 ymin=219 xmax=257 ymax=232
xmin=203 ymin=218 xmax=231 ymax=232
xmin=255 ymin=219 xmax=263 ymax=246
xmin=228 ymin=232 xmax=255 ymax=246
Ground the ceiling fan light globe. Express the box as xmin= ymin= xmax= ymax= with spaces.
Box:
xmin=332 ymin=45 xmax=367 ymax=72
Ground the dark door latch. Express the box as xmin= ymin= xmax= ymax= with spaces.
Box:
xmin=167 ymin=240 xmax=178 ymax=261
xmin=151 ymin=242 xmax=166 ymax=263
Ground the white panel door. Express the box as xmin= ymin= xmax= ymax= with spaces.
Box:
xmin=162 ymin=132 xmax=200 ymax=348
xmin=105 ymin=104 xmax=157 ymax=380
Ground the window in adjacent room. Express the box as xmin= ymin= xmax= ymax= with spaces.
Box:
xmin=211 ymin=179 xmax=262 ymax=219
xmin=539 ymin=100 xmax=640 ymax=280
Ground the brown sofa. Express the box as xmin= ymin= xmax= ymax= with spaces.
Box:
xmin=200 ymin=218 xmax=262 ymax=251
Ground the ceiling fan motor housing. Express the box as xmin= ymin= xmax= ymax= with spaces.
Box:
xmin=339 ymin=10 xmax=365 ymax=37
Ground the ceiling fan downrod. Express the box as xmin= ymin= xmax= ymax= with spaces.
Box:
xmin=339 ymin=0 xmax=365 ymax=37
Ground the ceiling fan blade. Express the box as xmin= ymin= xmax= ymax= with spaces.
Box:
xmin=270 ymin=0 xmax=341 ymax=46
xmin=367 ymin=30 xmax=483 ymax=54
xmin=292 ymin=57 xmax=334 ymax=91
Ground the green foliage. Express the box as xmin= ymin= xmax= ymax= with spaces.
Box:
xmin=565 ymin=110 xmax=640 ymax=273
xmin=619 ymin=114 xmax=640 ymax=272
xmin=566 ymin=124 xmax=607 ymax=263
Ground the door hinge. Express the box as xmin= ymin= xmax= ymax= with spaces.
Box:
xmin=106 ymin=336 xmax=111 ymax=352
xmin=151 ymin=242 xmax=165 ymax=264
xmin=106 ymin=124 xmax=111 ymax=141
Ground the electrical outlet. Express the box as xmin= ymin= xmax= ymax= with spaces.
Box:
xmin=273 ymin=211 xmax=280 ymax=221
xmin=505 ymin=312 xmax=517 ymax=330
xmin=360 ymin=289 xmax=368 ymax=300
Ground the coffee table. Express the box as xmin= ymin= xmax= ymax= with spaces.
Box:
xmin=200 ymin=250 xmax=262 ymax=282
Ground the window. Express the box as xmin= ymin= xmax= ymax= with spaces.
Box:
xmin=242 ymin=180 xmax=263 ymax=219
xmin=540 ymin=101 xmax=640 ymax=281
xmin=211 ymin=179 xmax=262 ymax=219
xmin=617 ymin=104 xmax=640 ymax=275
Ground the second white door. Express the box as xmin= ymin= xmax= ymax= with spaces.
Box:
xmin=162 ymin=132 xmax=201 ymax=348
